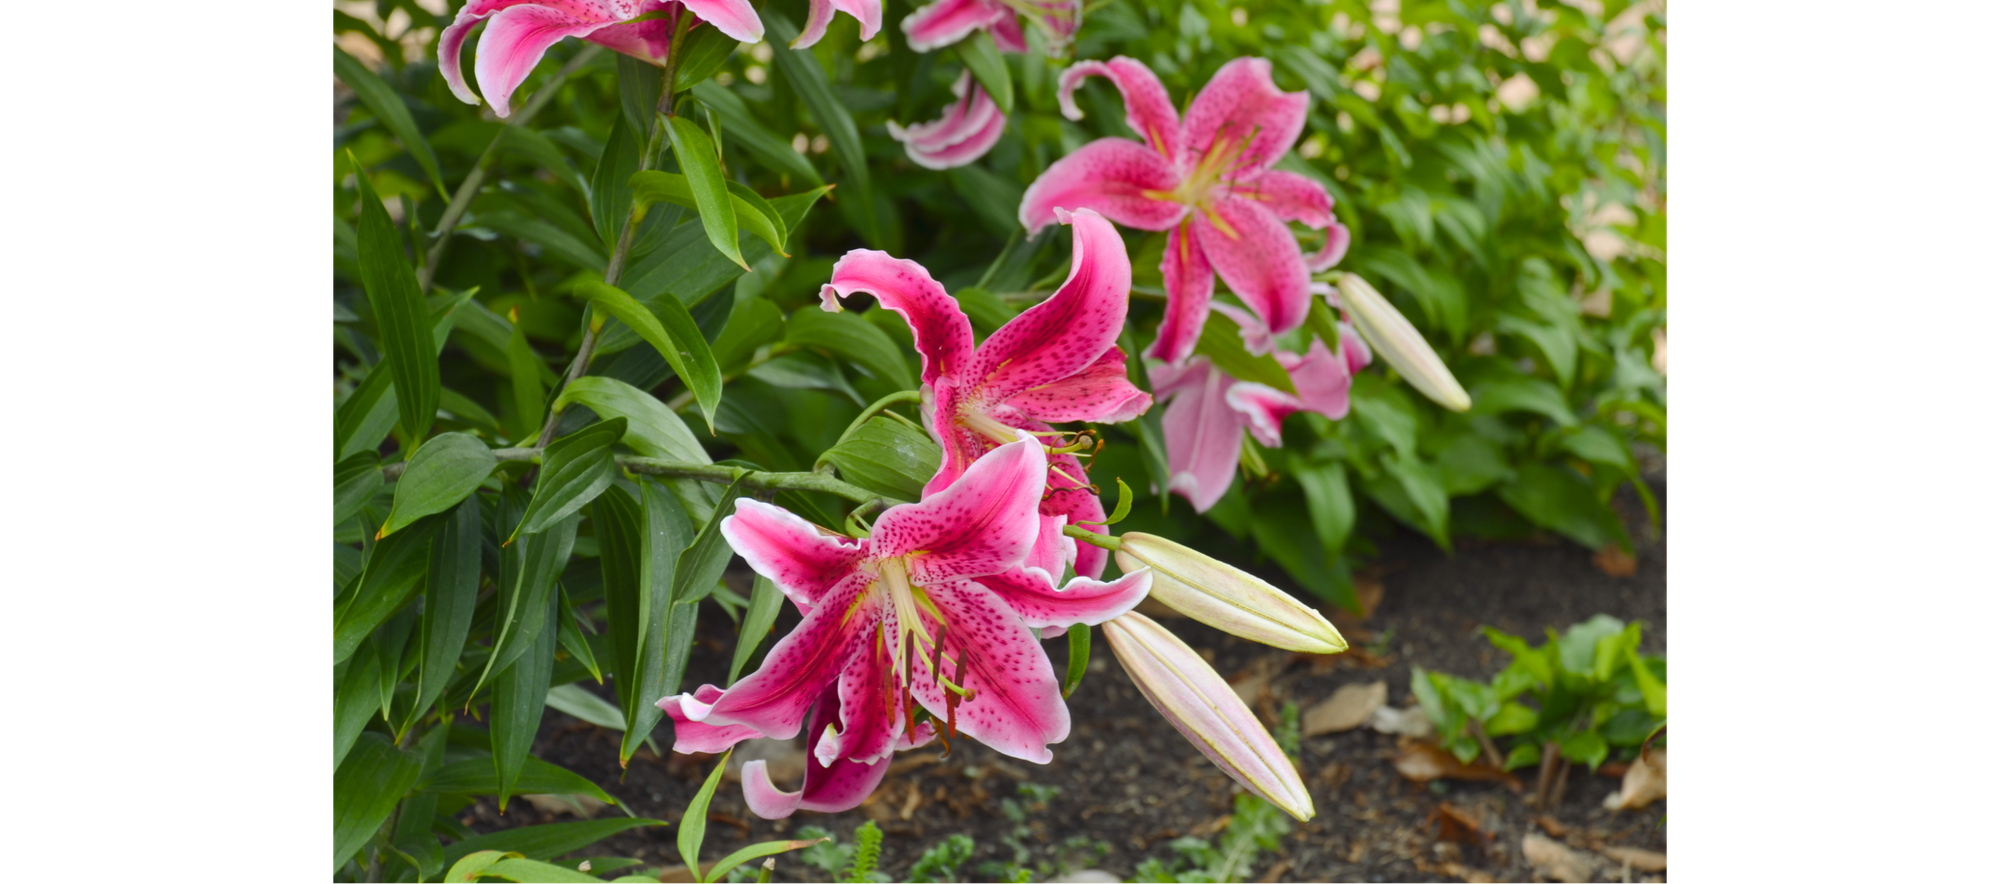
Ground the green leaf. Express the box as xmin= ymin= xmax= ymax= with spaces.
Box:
xmin=335 ymin=514 xmax=442 ymax=665
xmin=628 ymin=170 xmax=787 ymax=258
xmin=557 ymin=585 xmax=603 ymax=683
xmin=1194 ymin=313 xmax=1295 ymax=395
xmin=1062 ymin=624 xmax=1090 ymax=699
xmin=1383 ymin=454 xmax=1451 ymax=549
xmin=334 ymin=732 xmax=423 ymax=874
xmin=492 ymin=590 xmax=560 ymax=812
xmin=352 ymin=157 xmax=441 ymax=443
xmin=547 ymin=683 xmax=630 ymax=731
xmin=626 ymin=482 xmax=697 ymax=762
xmin=673 ymin=480 xmax=747 ymax=605
xmin=1294 ymin=461 xmax=1355 ymax=556
xmin=335 ymin=360 xmax=401 ymax=461
xmin=1561 ymin=425 xmax=1637 ymax=476
xmin=334 ymin=47 xmax=444 ymax=197
xmin=390 ymin=727 xmax=452 ymax=880
xmin=383 ymin=433 xmax=496 ymax=537
xmin=1556 ymin=615 xmax=1626 ymax=676
xmin=555 ymin=377 xmax=708 ymax=464
xmin=785 ymin=308 xmax=915 ymax=390
xmin=442 ymin=819 xmax=668 ymax=869
xmin=664 ymin=114 xmax=747 ymax=270
xmin=591 ymin=112 xmax=647 ymax=251
xmin=820 ymin=416 xmax=942 ymax=500
xmin=764 ymin=12 xmax=877 ymax=245
xmin=690 ymin=82 xmax=821 ymax=186
xmin=474 ymin=858 xmax=610 ymax=883
xmin=441 ymin=386 xmax=504 ymax=436
xmin=1502 ymin=742 xmax=1541 ymax=772
xmin=335 ymin=451 xmax=384 ymax=528
xmin=675 ymin=24 xmax=740 ymax=91
xmin=474 ymin=510 xmax=581 ymax=695
xmin=512 ymin=417 xmax=627 ymax=542
xmin=1496 ymin=463 xmax=1631 ymax=551
xmin=956 ymin=29 xmax=1015 ymax=113
xmin=334 ymin=646 xmax=383 ymax=769
xmin=616 ymin=185 xmax=832 ymax=310
xmin=410 ymin=495 xmax=481 ymax=730
xmin=1559 ymin=729 xmax=1610 ymax=771
xmin=1487 ymin=702 xmax=1540 ymax=736
xmin=704 ymin=839 xmax=830 ymax=884
xmin=680 ymin=750 xmax=733 ymax=877
xmin=1626 ymin=645 xmax=1667 ymax=718
xmin=1469 ymin=376 xmax=1577 ymax=427
xmin=728 ymin=574 xmax=783 ymax=686
xmin=507 ymin=312 xmax=548 ymax=440
xmin=443 ymin=851 xmax=516 ymax=884
xmin=574 ymin=280 xmax=723 ymax=431
xmin=618 ymin=54 xmax=665 ymax=146
xmin=421 ymin=755 xmax=617 ymax=807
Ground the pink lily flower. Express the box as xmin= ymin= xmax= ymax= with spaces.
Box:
xmin=440 ymin=1 xmax=763 ymax=119
xmin=657 ymin=435 xmax=1152 ymax=818
xmin=886 ymin=71 xmax=1008 ymax=170
xmin=1153 ymin=327 xmax=1372 ymax=512
xmin=820 ymin=208 xmax=1152 ymax=579
xmin=794 ymin=0 xmax=883 ymax=50
xmin=902 ymin=0 xmax=1082 ymax=56
xmin=1019 ymin=56 xmax=1351 ymax=366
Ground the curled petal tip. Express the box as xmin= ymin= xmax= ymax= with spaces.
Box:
xmin=819 ymin=284 xmax=844 ymax=312
xmin=1052 ymin=206 xmax=1074 ymax=225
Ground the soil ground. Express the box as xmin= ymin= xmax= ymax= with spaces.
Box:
xmin=456 ymin=477 xmax=1667 ymax=882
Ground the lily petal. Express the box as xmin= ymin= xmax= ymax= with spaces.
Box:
xmin=1002 ymin=345 xmax=1151 ymax=425
xmin=1019 ymin=137 xmax=1187 ymax=234
xmin=721 ymin=499 xmax=871 ymax=610
xmin=988 ymin=11 xmax=1028 ymax=52
xmin=679 ymin=0 xmax=767 ymax=44
xmin=975 ymin=567 xmax=1152 ymax=629
xmin=1179 ymin=57 xmax=1309 ymax=177
xmin=825 ymin=624 xmax=903 ymax=765
xmin=1234 ymin=169 xmax=1333 ymax=228
xmin=907 ymin=578 xmax=1069 ymax=763
xmin=668 ymin=572 xmax=879 ymax=739
xmin=1155 ymin=359 xmax=1242 ymax=513
xmin=658 ymin=684 xmax=762 ymax=753
xmin=1147 ymin=220 xmax=1215 ymax=365
xmin=1193 ymin=194 xmax=1312 ymax=343
xmin=1056 ymin=56 xmax=1183 ymax=159
xmin=793 ymin=0 xmax=880 ymax=48
xmin=439 ymin=0 xmax=543 ymax=108
xmin=741 ymin=684 xmax=933 ymax=819
xmin=1307 ymin=221 xmax=1352 ymax=272
xmin=969 ymin=209 xmax=1133 ymax=403
xmin=1276 ymin=337 xmax=1356 ymax=420
xmin=821 ymin=250 xmax=975 ymax=389
xmin=888 ymin=74 xmax=1007 ymax=170
xmin=1224 ymin=381 xmax=1299 ymax=448
xmin=473 ymin=4 xmax=619 ymax=118
xmin=900 ymin=0 xmax=1008 ymax=52
xmin=1021 ymin=513 xmax=1076 ymax=585
xmin=874 ymin=434 xmax=1047 ymax=582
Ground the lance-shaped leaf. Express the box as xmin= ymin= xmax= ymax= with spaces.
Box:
xmin=553 ymin=377 xmax=708 ymax=463
xmin=956 ymin=29 xmax=1014 ymax=113
xmin=390 ymin=726 xmax=451 ymax=881
xmin=727 ymin=574 xmax=783 ymax=686
xmin=409 ymin=495 xmax=481 ymax=731
xmin=764 ymin=12 xmax=878 ymax=244
xmin=573 ymin=280 xmax=722 ymax=431
xmin=334 ymin=451 xmax=384 ymax=528
xmin=420 ymin=755 xmax=617 ymax=807
xmin=440 ymin=819 xmax=668 ymax=869
xmin=556 ymin=586 xmax=602 ymax=683
xmin=689 ymin=82 xmax=822 ymax=186
xmin=382 ymin=433 xmax=496 ymax=538
xmin=447 ymin=856 xmax=605 ymax=883
xmin=673 ymin=479 xmax=748 ymax=605
xmin=333 ymin=646 xmax=382 ymax=770
xmin=334 ymin=47 xmax=444 ymax=197
xmin=629 ymin=170 xmax=788 ymax=258
xmin=472 ymin=508 xmax=580 ymax=696
xmin=703 ymin=838 xmax=829 ymax=884
xmin=679 ymin=750 xmax=733 ymax=878
xmin=664 ymin=114 xmax=747 ymax=270
xmin=784 ymin=309 xmax=915 ymax=390
xmin=334 ymin=514 xmax=443 ymax=665
xmin=674 ymin=24 xmax=740 ymax=92
xmin=820 ymin=416 xmax=941 ymax=501
xmin=352 ymin=157 xmax=440 ymax=443
xmin=334 ymin=733 xmax=423 ymax=874
xmin=510 ymin=417 xmax=627 ymax=543
xmin=639 ymin=483 xmax=696 ymax=762
xmin=335 ymin=360 xmax=400 ymax=462
xmin=492 ymin=591 xmax=560 ymax=812
xmin=1194 ymin=313 xmax=1295 ymax=395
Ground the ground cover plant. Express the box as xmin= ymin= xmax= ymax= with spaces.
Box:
xmin=332 ymin=0 xmax=1664 ymax=879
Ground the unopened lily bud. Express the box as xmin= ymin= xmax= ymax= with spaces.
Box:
xmin=1114 ymin=533 xmax=1346 ymax=654
xmin=1333 ymin=273 xmax=1472 ymax=412
xmin=1102 ymin=612 xmax=1314 ymax=821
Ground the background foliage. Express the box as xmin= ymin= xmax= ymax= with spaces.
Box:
xmin=333 ymin=0 xmax=1664 ymax=878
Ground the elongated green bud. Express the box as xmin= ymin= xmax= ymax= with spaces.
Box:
xmin=1114 ymin=533 xmax=1346 ymax=654
xmin=1334 ymin=273 xmax=1472 ymax=412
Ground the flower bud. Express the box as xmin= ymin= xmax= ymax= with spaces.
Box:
xmin=1333 ymin=273 xmax=1472 ymax=412
xmin=1102 ymin=612 xmax=1314 ymax=821
xmin=1115 ymin=533 xmax=1346 ymax=654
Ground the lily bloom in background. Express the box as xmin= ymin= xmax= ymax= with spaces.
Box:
xmin=821 ymin=207 xmax=1151 ymax=579
xmin=1020 ymin=56 xmax=1349 ymax=365
xmin=1102 ymin=612 xmax=1315 ymax=821
xmin=1152 ymin=326 xmax=1371 ymax=512
xmin=658 ymin=436 xmax=1151 ymax=818
xmin=903 ymin=0 xmax=1083 ymax=56
xmin=441 ymin=0 xmax=762 ymax=118
xmin=794 ymin=0 xmax=881 ymax=49
xmin=887 ymin=71 xmax=1008 ymax=170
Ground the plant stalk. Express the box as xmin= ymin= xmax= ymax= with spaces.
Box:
xmin=418 ymin=45 xmax=601 ymax=293
xmin=385 ymin=447 xmax=893 ymax=505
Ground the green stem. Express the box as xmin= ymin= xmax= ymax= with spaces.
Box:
xmin=418 ymin=45 xmax=601 ymax=293
xmin=383 ymin=447 xmax=896 ymax=506
xmin=1063 ymin=523 xmax=1124 ymax=551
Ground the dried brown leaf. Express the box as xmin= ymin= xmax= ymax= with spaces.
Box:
xmin=1393 ymin=743 xmax=1522 ymax=790
xmin=1303 ymin=680 xmax=1388 ymax=736
xmin=1522 ymin=833 xmax=1597 ymax=883
xmin=1593 ymin=545 xmax=1638 ymax=577
xmin=1601 ymin=846 xmax=1668 ymax=872
xmin=1603 ymin=749 xmax=1666 ymax=811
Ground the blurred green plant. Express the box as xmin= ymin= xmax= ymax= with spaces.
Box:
xmin=1129 ymin=793 xmax=1293 ymax=883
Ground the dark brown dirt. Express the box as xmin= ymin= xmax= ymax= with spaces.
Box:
xmin=456 ymin=477 xmax=1667 ymax=882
